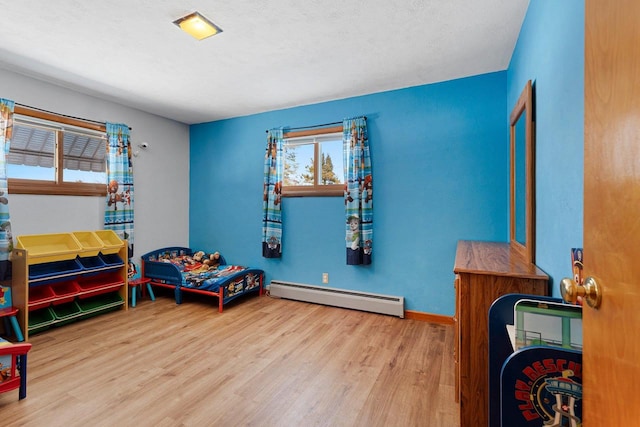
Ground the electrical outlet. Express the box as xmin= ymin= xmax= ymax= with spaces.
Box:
xmin=322 ymin=272 xmax=329 ymax=284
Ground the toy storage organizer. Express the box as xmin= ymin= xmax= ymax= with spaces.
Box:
xmin=11 ymin=231 xmax=128 ymax=341
xmin=488 ymin=294 xmax=583 ymax=427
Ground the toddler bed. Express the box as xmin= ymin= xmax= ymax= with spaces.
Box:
xmin=141 ymin=247 xmax=263 ymax=312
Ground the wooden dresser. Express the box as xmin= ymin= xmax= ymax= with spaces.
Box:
xmin=453 ymin=240 xmax=548 ymax=427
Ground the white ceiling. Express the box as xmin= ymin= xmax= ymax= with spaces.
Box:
xmin=0 ymin=0 xmax=529 ymax=125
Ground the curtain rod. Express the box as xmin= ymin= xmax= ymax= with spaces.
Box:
xmin=265 ymin=116 xmax=366 ymax=133
xmin=16 ymin=102 xmax=132 ymax=130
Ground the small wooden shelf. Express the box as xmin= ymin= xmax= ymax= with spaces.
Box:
xmin=12 ymin=231 xmax=128 ymax=341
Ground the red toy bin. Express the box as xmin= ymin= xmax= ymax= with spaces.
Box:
xmin=28 ymin=285 xmax=55 ymax=311
xmin=50 ymin=280 xmax=81 ymax=305
xmin=77 ymin=273 xmax=124 ymax=299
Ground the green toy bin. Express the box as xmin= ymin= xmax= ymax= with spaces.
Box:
xmin=28 ymin=307 xmax=56 ymax=334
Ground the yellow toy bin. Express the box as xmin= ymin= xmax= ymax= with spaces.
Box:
xmin=16 ymin=233 xmax=82 ymax=263
xmin=94 ymin=230 xmax=124 ymax=254
xmin=72 ymin=231 xmax=103 ymax=257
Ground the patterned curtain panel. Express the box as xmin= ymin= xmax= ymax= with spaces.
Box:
xmin=104 ymin=122 xmax=134 ymax=257
xmin=343 ymin=117 xmax=372 ymax=265
xmin=0 ymin=99 xmax=14 ymax=279
xmin=262 ymin=129 xmax=283 ymax=258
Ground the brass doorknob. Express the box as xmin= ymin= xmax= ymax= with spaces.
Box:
xmin=560 ymin=276 xmax=602 ymax=309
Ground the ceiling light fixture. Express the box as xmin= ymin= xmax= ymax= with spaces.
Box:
xmin=173 ymin=11 xmax=223 ymax=41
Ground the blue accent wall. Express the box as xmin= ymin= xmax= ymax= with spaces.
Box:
xmin=507 ymin=1 xmax=584 ymax=296
xmin=190 ymin=72 xmax=507 ymax=314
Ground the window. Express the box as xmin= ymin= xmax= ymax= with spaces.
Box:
xmin=283 ymin=126 xmax=344 ymax=197
xmin=8 ymin=106 xmax=107 ymax=196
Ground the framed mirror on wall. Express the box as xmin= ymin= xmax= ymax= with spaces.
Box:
xmin=509 ymin=80 xmax=535 ymax=263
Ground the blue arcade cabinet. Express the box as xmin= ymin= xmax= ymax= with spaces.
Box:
xmin=488 ymin=294 xmax=583 ymax=427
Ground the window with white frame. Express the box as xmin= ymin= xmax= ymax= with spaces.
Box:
xmin=283 ymin=128 xmax=343 ymax=197
xmin=8 ymin=106 xmax=107 ymax=196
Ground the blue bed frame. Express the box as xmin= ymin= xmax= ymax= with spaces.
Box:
xmin=141 ymin=247 xmax=264 ymax=312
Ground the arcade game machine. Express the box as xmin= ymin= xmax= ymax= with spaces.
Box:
xmin=489 ymin=294 xmax=583 ymax=427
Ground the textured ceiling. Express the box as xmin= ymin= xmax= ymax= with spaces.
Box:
xmin=0 ymin=0 xmax=529 ymax=125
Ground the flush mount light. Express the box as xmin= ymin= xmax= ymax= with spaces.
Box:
xmin=173 ymin=11 xmax=223 ymax=40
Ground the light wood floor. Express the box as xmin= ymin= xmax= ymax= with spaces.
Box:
xmin=0 ymin=292 xmax=459 ymax=427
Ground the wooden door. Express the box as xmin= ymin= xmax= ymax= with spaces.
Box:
xmin=583 ymin=0 xmax=640 ymax=424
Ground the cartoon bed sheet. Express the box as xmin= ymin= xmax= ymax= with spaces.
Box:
xmin=141 ymin=247 xmax=264 ymax=312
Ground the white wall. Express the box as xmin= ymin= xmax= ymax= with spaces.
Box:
xmin=0 ymin=67 xmax=190 ymax=262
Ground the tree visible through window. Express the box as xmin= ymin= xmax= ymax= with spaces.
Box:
xmin=283 ymin=129 xmax=343 ymax=197
xmin=319 ymin=152 xmax=340 ymax=184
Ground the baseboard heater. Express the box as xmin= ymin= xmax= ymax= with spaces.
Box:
xmin=269 ymin=280 xmax=404 ymax=318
